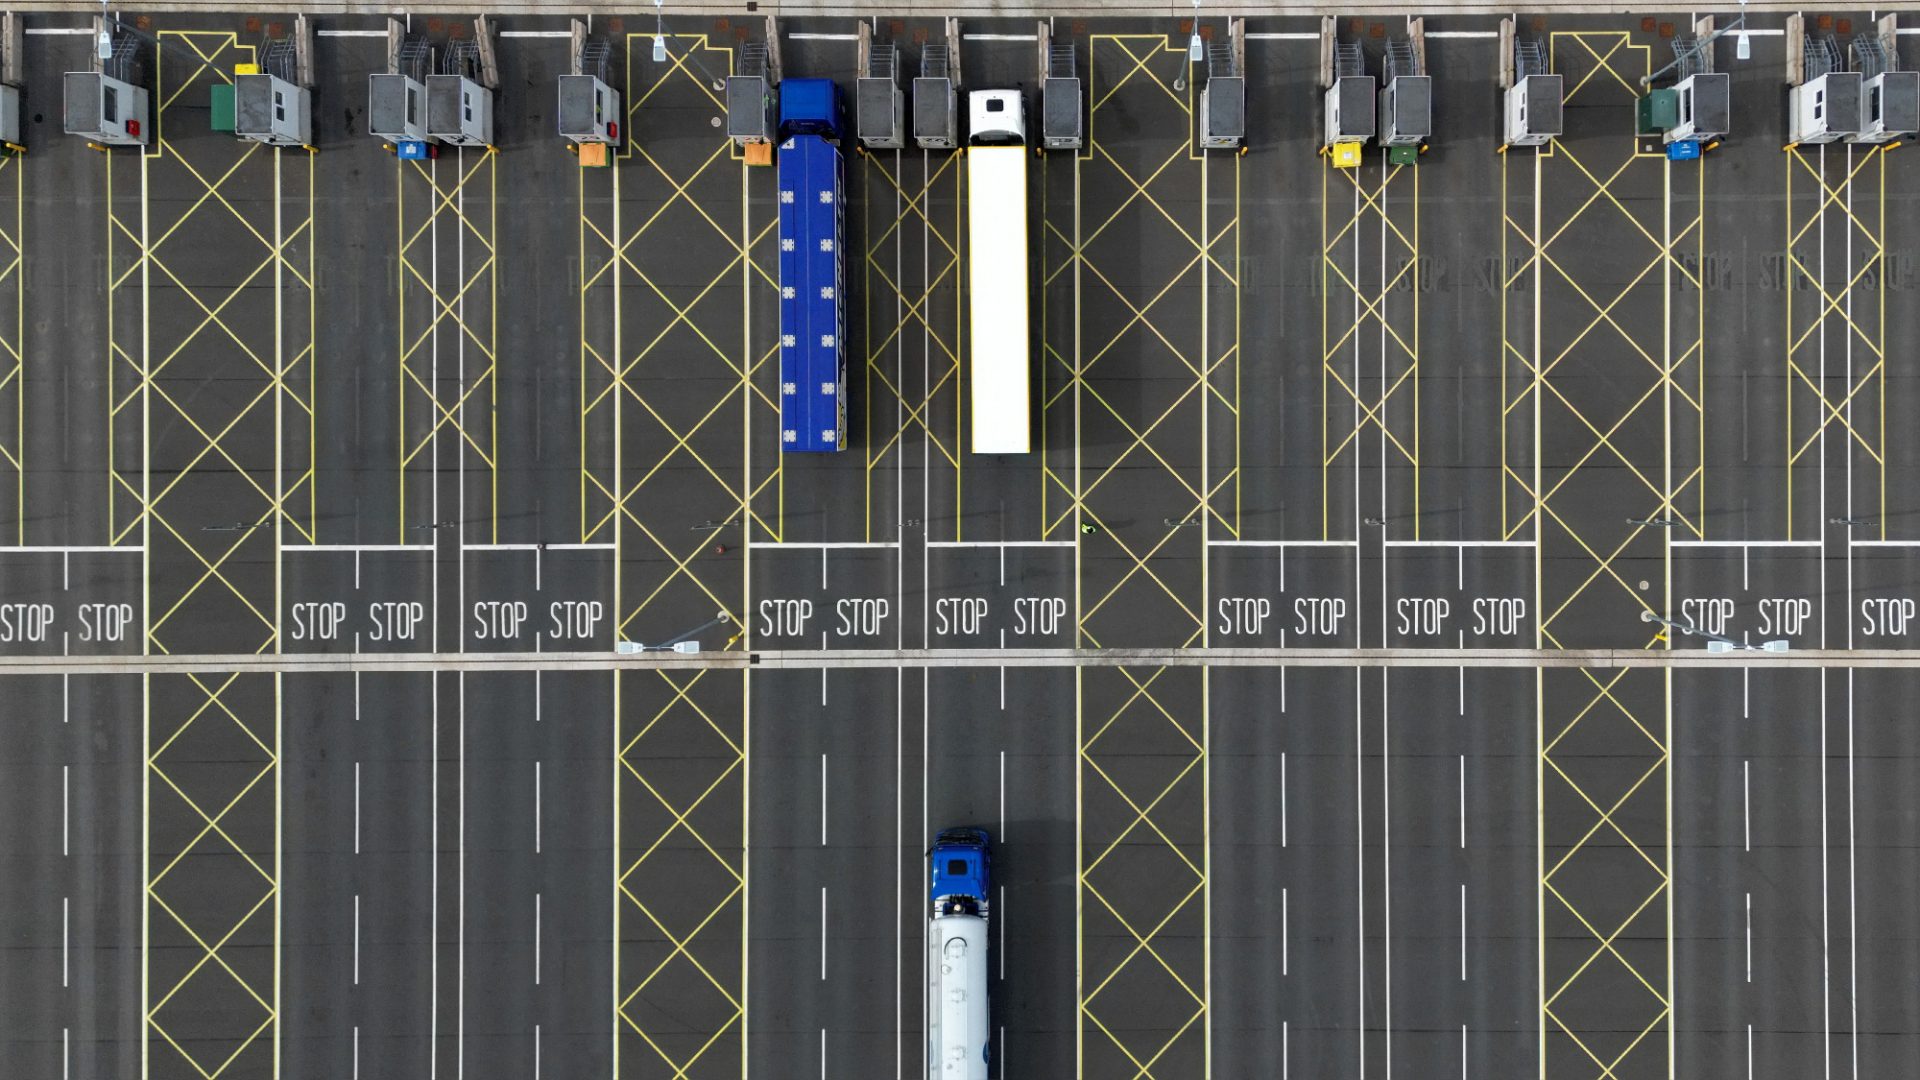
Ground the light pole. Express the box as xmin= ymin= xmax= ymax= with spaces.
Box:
xmin=617 ymin=612 xmax=730 ymax=654
xmin=1640 ymin=609 xmax=1788 ymax=652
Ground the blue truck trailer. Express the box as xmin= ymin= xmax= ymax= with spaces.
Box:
xmin=776 ymin=78 xmax=846 ymax=453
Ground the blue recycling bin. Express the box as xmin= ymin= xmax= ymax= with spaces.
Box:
xmin=1666 ymin=139 xmax=1701 ymax=162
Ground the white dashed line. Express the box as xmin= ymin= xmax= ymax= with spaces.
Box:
xmin=1280 ymin=752 xmax=1287 ymax=848
xmin=1459 ymin=884 xmax=1467 ymax=980
xmin=998 ymin=751 xmax=1006 ymax=841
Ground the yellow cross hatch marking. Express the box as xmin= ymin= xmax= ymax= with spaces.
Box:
xmin=602 ymin=34 xmax=750 ymax=1080
xmin=125 ymin=28 xmax=314 ymax=1079
xmin=1074 ymin=33 xmax=1228 ymax=1078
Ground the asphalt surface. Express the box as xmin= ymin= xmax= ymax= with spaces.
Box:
xmin=1 ymin=9 xmax=1918 ymax=1080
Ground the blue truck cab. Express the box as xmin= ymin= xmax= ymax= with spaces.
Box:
xmin=778 ymin=77 xmax=843 ymax=138
xmin=930 ymin=827 xmax=992 ymax=918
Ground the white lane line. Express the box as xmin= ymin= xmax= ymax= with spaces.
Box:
xmin=62 ymin=895 xmax=68 ymax=987
xmin=1743 ymin=666 xmax=1750 ymax=718
xmin=758 ymin=540 xmax=897 ymax=549
xmin=1848 ymin=667 xmax=1858 ymax=1078
xmin=821 ymin=667 xmax=827 ymax=706
xmin=0 ymin=543 xmax=137 ymax=550
xmin=1459 ymin=884 xmax=1467 ymax=980
xmin=1743 ymin=760 xmax=1750 ymax=852
xmin=1281 ymin=886 xmax=1289 ymax=975
xmin=1280 ymin=752 xmax=1287 ymax=847
xmin=998 ymin=1026 xmax=1005 ymax=1080
xmin=353 ymin=894 xmax=361 ymax=985
xmin=535 ymin=893 xmax=542 ymax=985
xmin=63 ymin=765 xmax=69 ymax=856
xmin=1745 ymin=892 xmax=1752 ymax=983
xmin=1283 ymin=1020 xmax=1289 ymax=1078
xmin=63 ymin=1026 xmax=69 ymax=1080
xmin=1820 ymin=667 xmax=1830 ymax=1074
xmin=354 ymin=762 xmax=361 ymax=855
xmin=998 ymin=886 xmax=1006 ymax=980
xmin=458 ymin=671 xmax=467 ymax=1080
xmin=999 ymin=751 xmax=1006 ymax=841
xmin=354 ymin=1025 xmax=360 ymax=1080
xmin=820 ymin=753 xmax=828 ymax=845
xmin=999 ymin=665 xmax=1005 ymax=709
xmin=535 ymin=762 xmax=543 ymax=855
xmin=926 ymin=540 xmax=1075 ymax=548
xmin=1669 ymin=538 xmax=1818 ymax=547
xmin=1746 ymin=1023 xmax=1753 ymax=1079
xmin=820 ymin=887 xmax=828 ymax=980
xmin=819 ymin=1028 xmax=826 ymax=1078
xmin=1381 ymin=538 xmax=1533 ymax=547
xmin=1461 ymin=1025 xmax=1468 ymax=1079
xmin=534 ymin=1024 xmax=540 ymax=1080
xmin=1459 ymin=755 xmax=1466 ymax=848
xmin=1382 ymin=673 xmax=1393 ymax=1077
xmin=1210 ymin=538 xmax=1357 ymax=547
